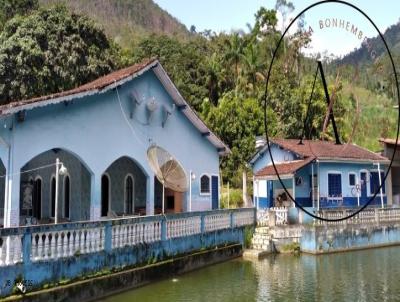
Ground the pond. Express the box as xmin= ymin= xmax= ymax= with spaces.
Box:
xmin=99 ymin=246 xmax=400 ymax=301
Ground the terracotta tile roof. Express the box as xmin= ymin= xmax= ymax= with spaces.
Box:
xmin=0 ymin=57 xmax=230 ymax=155
xmin=255 ymin=158 xmax=314 ymax=177
xmin=0 ymin=58 xmax=158 ymax=114
xmin=271 ymin=139 xmax=387 ymax=162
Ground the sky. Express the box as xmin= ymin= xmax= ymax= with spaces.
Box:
xmin=154 ymin=0 xmax=400 ymax=56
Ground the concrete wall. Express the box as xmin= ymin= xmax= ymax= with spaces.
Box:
xmin=0 ymin=69 xmax=221 ymax=225
xmin=301 ymin=222 xmax=400 ymax=254
xmin=0 ymin=208 xmax=255 ymax=298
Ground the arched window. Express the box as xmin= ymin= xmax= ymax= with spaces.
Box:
xmin=101 ymin=174 xmax=110 ymax=217
xmin=200 ymin=175 xmax=210 ymax=195
xmin=125 ymin=175 xmax=134 ymax=214
xmin=64 ymin=175 xmax=70 ymax=219
xmin=51 ymin=176 xmax=56 ymax=217
xmin=32 ymin=178 xmax=42 ymax=220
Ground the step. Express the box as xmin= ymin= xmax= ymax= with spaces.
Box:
xmin=251 ymin=243 xmax=271 ymax=251
xmin=255 ymin=227 xmax=270 ymax=234
xmin=243 ymin=249 xmax=270 ymax=260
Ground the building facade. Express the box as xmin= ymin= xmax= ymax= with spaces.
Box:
xmin=0 ymin=59 xmax=229 ymax=227
xmin=250 ymin=139 xmax=391 ymax=209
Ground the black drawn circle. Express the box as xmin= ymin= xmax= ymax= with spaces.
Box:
xmin=262 ymin=0 xmax=400 ymax=221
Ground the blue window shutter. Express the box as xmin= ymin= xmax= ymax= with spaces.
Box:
xmin=328 ymin=174 xmax=342 ymax=196
xmin=370 ymin=172 xmax=385 ymax=195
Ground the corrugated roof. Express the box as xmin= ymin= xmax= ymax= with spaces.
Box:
xmin=0 ymin=58 xmax=230 ymax=155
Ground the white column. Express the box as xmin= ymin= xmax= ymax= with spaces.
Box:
xmin=7 ymin=157 xmax=19 ymax=227
xmin=242 ymin=170 xmax=247 ymax=207
xmin=377 ymin=163 xmax=384 ymax=208
xmin=189 ymin=170 xmax=192 ymax=212
xmin=55 ymin=158 xmax=60 ymax=224
xmin=146 ymin=172 xmax=155 ymax=215
xmin=90 ymin=173 xmax=101 ymax=221
xmin=387 ymin=169 xmax=393 ymax=206
xmin=317 ymin=160 xmax=320 ymax=211
xmin=311 ymin=163 xmax=315 ymax=208
xmin=292 ymin=177 xmax=296 ymax=207
xmin=256 ymin=179 xmax=260 ymax=209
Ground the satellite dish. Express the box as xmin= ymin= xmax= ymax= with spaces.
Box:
xmin=147 ymin=145 xmax=187 ymax=214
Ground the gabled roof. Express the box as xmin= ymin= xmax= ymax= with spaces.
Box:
xmin=255 ymin=158 xmax=314 ymax=178
xmin=0 ymin=58 xmax=230 ymax=156
xmin=250 ymin=138 xmax=388 ymax=164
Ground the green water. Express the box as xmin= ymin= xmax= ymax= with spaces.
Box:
xmin=100 ymin=247 xmax=400 ymax=302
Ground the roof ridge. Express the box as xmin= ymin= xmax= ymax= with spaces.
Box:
xmin=0 ymin=57 xmax=159 ymax=113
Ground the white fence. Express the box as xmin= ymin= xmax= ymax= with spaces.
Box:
xmin=257 ymin=207 xmax=289 ymax=226
xmin=315 ymin=207 xmax=400 ymax=225
xmin=0 ymin=208 xmax=256 ymax=267
xmin=256 ymin=207 xmax=400 ymax=227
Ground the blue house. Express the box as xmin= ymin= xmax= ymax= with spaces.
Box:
xmin=250 ymin=138 xmax=391 ymax=209
xmin=0 ymin=58 xmax=229 ymax=227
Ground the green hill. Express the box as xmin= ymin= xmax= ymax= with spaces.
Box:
xmin=338 ymin=22 xmax=400 ymax=66
xmin=39 ymin=0 xmax=189 ymax=46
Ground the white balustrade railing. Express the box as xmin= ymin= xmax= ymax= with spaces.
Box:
xmin=204 ymin=212 xmax=231 ymax=232
xmin=112 ymin=220 xmax=162 ymax=248
xmin=166 ymin=216 xmax=201 ymax=239
xmin=314 ymin=207 xmax=400 ymax=225
xmin=0 ymin=235 xmax=22 ymax=266
xmin=31 ymin=226 xmax=104 ymax=261
xmin=256 ymin=207 xmax=288 ymax=226
xmin=0 ymin=208 xmax=256 ymax=267
xmin=233 ymin=210 xmax=255 ymax=227
xmin=257 ymin=209 xmax=269 ymax=226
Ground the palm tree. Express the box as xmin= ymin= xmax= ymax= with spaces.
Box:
xmin=205 ymin=53 xmax=222 ymax=105
xmin=223 ymin=33 xmax=246 ymax=84
xmin=243 ymin=44 xmax=265 ymax=96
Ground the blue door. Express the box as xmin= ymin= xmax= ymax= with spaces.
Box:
xmin=268 ymin=180 xmax=274 ymax=208
xmin=360 ymin=172 xmax=367 ymax=203
xmin=211 ymin=176 xmax=219 ymax=209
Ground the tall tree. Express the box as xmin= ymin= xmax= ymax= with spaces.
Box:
xmin=223 ymin=33 xmax=246 ymax=83
xmin=0 ymin=0 xmax=38 ymax=27
xmin=0 ymin=5 xmax=119 ymax=103
xmin=203 ymin=93 xmax=273 ymax=181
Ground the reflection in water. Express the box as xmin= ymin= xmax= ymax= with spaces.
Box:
xmin=100 ymin=247 xmax=400 ymax=302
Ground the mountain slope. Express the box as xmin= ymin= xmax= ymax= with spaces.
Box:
xmin=39 ymin=0 xmax=189 ymax=46
xmin=338 ymin=22 xmax=400 ymax=66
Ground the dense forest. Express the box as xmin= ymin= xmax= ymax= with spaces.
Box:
xmin=0 ymin=0 xmax=398 ymax=191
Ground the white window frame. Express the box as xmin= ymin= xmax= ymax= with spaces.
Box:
xmin=369 ymin=169 xmax=386 ymax=197
xmin=124 ymin=174 xmax=135 ymax=214
xmin=348 ymin=172 xmax=357 ymax=188
xmin=199 ymin=174 xmax=211 ymax=196
xmin=34 ymin=175 xmax=43 ymax=220
xmin=327 ymin=171 xmax=342 ymax=197
xmin=101 ymin=173 xmax=111 ymax=217
xmin=63 ymin=173 xmax=71 ymax=219
xmin=50 ymin=174 xmax=56 ymax=218
xmin=359 ymin=169 xmax=370 ymax=196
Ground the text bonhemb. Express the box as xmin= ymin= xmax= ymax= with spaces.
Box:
xmin=319 ymin=18 xmax=363 ymax=40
